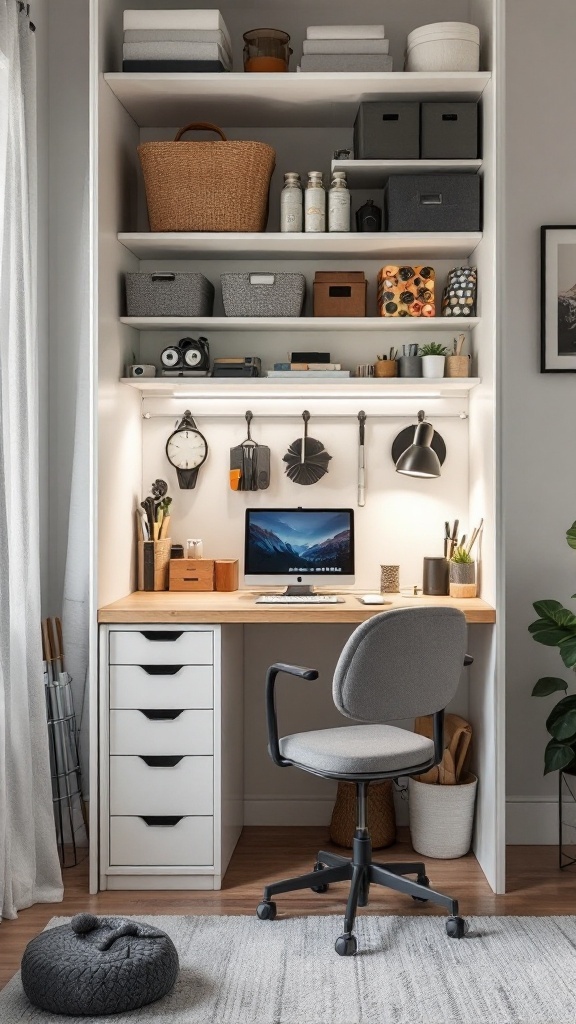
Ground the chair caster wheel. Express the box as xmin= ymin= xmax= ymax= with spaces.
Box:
xmin=311 ymin=862 xmax=329 ymax=894
xmin=413 ymin=874 xmax=430 ymax=902
xmin=446 ymin=916 xmax=466 ymax=938
xmin=335 ymin=933 xmax=357 ymax=957
xmin=257 ymin=901 xmax=277 ymax=921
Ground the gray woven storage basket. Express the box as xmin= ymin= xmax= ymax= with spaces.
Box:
xmin=126 ymin=272 xmax=214 ymax=317
xmin=221 ymin=272 xmax=306 ymax=317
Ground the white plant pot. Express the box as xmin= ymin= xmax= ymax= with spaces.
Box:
xmin=421 ymin=354 xmax=446 ymax=378
xmin=408 ymin=772 xmax=477 ymax=859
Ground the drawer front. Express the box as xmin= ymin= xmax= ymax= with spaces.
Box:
xmin=110 ymin=710 xmax=213 ymax=755
xmin=110 ymin=815 xmax=214 ymax=866
xmin=108 ymin=663 xmax=212 ymax=712
xmin=110 ymin=755 xmax=213 ymax=815
xmin=109 ymin=629 xmax=213 ymax=666
xmin=110 ymin=665 xmax=213 ymax=709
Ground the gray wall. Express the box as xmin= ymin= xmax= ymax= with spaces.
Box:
xmin=504 ymin=0 xmax=576 ymax=841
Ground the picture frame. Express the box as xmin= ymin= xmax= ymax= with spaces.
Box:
xmin=541 ymin=225 xmax=576 ymax=372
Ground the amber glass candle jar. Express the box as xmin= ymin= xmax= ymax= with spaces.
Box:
xmin=243 ymin=28 xmax=292 ymax=72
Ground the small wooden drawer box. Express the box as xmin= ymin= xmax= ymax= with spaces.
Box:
xmin=169 ymin=558 xmax=215 ymax=592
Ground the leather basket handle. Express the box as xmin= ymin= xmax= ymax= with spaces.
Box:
xmin=174 ymin=122 xmax=227 ymax=142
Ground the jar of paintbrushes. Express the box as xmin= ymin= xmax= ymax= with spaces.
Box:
xmin=445 ymin=334 xmax=470 ymax=378
xmin=374 ymin=347 xmax=398 ymax=377
xmin=137 ymin=479 xmax=172 ymax=591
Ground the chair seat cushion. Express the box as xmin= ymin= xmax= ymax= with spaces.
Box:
xmin=21 ymin=914 xmax=179 ymax=1016
xmin=279 ymin=723 xmax=434 ymax=775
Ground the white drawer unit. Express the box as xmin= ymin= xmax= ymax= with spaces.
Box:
xmin=110 ymin=754 xmax=214 ymax=816
xmin=110 ymin=815 xmax=214 ymax=867
xmin=110 ymin=664 xmax=213 ymax=709
xmin=109 ymin=709 xmax=214 ymax=755
xmin=109 ymin=628 xmax=213 ymax=666
xmin=99 ymin=623 xmax=243 ymax=892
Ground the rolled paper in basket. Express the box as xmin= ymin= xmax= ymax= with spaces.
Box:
xmin=445 ymin=355 xmax=470 ymax=378
xmin=374 ymin=359 xmax=398 ymax=378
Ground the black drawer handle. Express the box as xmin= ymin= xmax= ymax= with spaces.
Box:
xmin=139 ymin=755 xmax=184 ymax=767
xmin=139 ymin=709 xmax=184 ymax=721
xmin=140 ymin=631 xmax=183 ymax=642
xmin=328 ymin=286 xmax=351 ymax=297
xmin=382 ymin=113 xmax=399 ymax=121
xmin=140 ymin=815 xmax=183 ymax=827
xmin=151 ymin=272 xmax=176 ymax=281
xmin=141 ymin=665 xmax=183 ymax=676
xmin=442 ymin=113 xmax=458 ymax=121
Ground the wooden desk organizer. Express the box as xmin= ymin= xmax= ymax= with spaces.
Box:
xmin=138 ymin=539 xmax=171 ymax=592
xmin=215 ymin=559 xmax=239 ymax=592
xmin=169 ymin=558 xmax=215 ymax=592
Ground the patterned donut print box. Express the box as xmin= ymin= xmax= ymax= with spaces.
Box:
xmin=377 ymin=265 xmax=435 ymax=317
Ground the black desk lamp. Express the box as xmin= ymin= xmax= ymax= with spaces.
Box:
xmin=392 ymin=410 xmax=446 ymax=479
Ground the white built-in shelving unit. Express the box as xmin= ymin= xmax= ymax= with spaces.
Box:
xmin=120 ymin=316 xmax=480 ymax=333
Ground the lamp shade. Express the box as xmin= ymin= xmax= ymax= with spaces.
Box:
xmin=392 ymin=411 xmax=445 ymax=479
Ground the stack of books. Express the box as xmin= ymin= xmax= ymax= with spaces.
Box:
xmin=122 ymin=9 xmax=233 ymax=73
xmin=299 ymin=25 xmax=392 ymax=73
xmin=267 ymin=359 xmax=350 ymax=379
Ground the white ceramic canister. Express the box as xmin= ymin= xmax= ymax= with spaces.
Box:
xmin=280 ymin=172 xmax=303 ymax=233
xmin=405 ymin=22 xmax=480 ymax=72
xmin=305 ymin=171 xmax=326 ymax=232
xmin=328 ymin=171 xmax=351 ymax=232
xmin=421 ymin=354 xmax=446 ymax=378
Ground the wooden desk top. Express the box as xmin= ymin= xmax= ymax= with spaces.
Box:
xmin=98 ymin=591 xmax=496 ymax=625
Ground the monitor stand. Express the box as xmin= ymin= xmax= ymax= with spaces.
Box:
xmin=283 ymin=585 xmax=316 ymax=596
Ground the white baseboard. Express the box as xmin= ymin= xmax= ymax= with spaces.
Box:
xmin=506 ymin=797 xmax=558 ymax=844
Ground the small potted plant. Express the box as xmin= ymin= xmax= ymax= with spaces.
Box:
xmin=419 ymin=342 xmax=447 ymax=378
xmin=449 ymin=545 xmax=476 ymax=598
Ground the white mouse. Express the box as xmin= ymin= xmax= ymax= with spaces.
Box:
xmin=360 ymin=594 xmax=390 ymax=605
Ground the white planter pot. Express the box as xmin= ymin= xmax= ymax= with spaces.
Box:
xmin=421 ymin=355 xmax=446 ymax=378
xmin=408 ymin=772 xmax=477 ymax=859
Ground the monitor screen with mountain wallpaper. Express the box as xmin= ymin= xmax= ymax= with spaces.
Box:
xmin=541 ymin=225 xmax=576 ymax=371
xmin=244 ymin=508 xmax=355 ymax=587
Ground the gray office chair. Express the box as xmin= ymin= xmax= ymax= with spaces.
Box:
xmin=256 ymin=606 xmax=472 ymax=956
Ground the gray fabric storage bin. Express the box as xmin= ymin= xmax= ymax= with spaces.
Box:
xmin=126 ymin=272 xmax=215 ymax=317
xmin=300 ymin=54 xmax=393 ymax=72
xmin=421 ymin=102 xmax=479 ymax=158
xmin=221 ymin=272 xmax=305 ymax=317
xmin=385 ymin=174 xmax=481 ymax=232
xmin=354 ymin=101 xmax=419 ymax=159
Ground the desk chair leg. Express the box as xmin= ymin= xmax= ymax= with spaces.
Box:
xmin=369 ymin=863 xmax=459 ymax=917
xmin=317 ymin=850 xmax=349 ymax=869
xmin=262 ymin=862 xmax=352 ymax=902
xmin=334 ymin=865 xmax=366 ymax=957
xmin=375 ymin=860 xmax=426 ymax=878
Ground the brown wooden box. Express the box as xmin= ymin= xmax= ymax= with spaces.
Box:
xmin=214 ymin=559 xmax=239 ymax=592
xmin=169 ymin=558 xmax=215 ymax=592
xmin=313 ymin=271 xmax=367 ymax=318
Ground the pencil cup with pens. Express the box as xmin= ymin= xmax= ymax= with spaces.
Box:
xmin=137 ymin=478 xmax=172 ymax=591
xmin=442 ymin=518 xmax=483 ymax=599
xmin=374 ymin=348 xmax=398 ymax=377
xmin=398 ymin=344 xmax=422 ymax=377
xmin=445 ymin=334 xmax=470 ymax=378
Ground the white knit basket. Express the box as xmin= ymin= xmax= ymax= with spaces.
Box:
xmin=408 ymin=772 xmax=477 ymax=858
xmin=405 ymin=22 xmax=480 ymax=72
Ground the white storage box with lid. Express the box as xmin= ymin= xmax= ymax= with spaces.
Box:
xmin=405 ymin=22 xmax=480 ymax=72
xmin=221 ymin=272 xmax=305 ymax=317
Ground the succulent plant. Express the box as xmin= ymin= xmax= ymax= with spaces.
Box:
xmin=419 ymin=342 xmax=448 ymax=357
xmin=451 ymin=546 xmax=473 ymax=564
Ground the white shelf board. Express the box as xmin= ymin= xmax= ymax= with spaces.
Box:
xmin=104 ymin=72 xmax=492 ymax=129
xmin=121 ymin=315 xmax=480 ymax=333
xmin=332 ymin=159 xmax=482 ymax=189
xmin=121 ymin=377 xmax=480 ymax=399
xmin=118 ymin=232 xmax=482 ymax=261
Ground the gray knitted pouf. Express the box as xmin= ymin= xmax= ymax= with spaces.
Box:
xmin=21 ymin=913 xmax=179 ymax=1016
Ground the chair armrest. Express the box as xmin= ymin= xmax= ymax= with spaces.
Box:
xmin=265 ymin=662 xmax=319 ymax=767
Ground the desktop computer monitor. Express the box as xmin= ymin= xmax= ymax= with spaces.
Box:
xmin=244 ymin=508 xmax=355 ymax=593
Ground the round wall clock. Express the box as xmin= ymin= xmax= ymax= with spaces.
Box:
xmin=165 ymin=410 xmax=208 ymax=489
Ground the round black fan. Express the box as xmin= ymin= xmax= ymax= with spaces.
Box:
xmin=283 ymin=411 xmax=332 ymax=486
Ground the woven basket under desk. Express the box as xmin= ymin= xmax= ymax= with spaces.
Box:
xmin=329 ymin=780 xmax=396 ymax=849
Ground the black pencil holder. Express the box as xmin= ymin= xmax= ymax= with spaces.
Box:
xmin=423 ymin=556 xmax=449 ymax=596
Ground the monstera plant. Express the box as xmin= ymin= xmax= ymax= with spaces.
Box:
xmin=530 ymin=521 xmax=576 ymax=774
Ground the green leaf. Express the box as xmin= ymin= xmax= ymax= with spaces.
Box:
xmin=544 ymin=739 xmax=576 ymax=774
xmin=546 ymin=696 xmax=576 ymax=740
xmin=549 ymin=608 xmax=576 ymax=629
xmin=529 ymin=618 xmax=553 ymax=634
xmin=532 ymin=677 xmax=569 ymax=697
xmin=559 ymin=637 xmax=576 ymax=668
xmin=532 ymin=628 xmax=572 ymax=647
xmin=533 ymin=599 xmax=565 ymax=620
xmin=567 ymin=523 xmax=576 ymax=550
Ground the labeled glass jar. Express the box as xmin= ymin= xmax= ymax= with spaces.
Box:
xmin=328 ymin=171 xmax=351 ymax=232
xmin=305 ymin=171 xmax=326 ymax=232
xmin=280 ymin=172 xmax=303 ymax=233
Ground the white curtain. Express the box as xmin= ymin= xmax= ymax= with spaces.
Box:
xmin=0 ymin=0 xmax=63 ymax=920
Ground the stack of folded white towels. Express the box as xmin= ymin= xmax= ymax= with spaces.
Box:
xmin=299 ymin=25 xmax=392 ymax=72
xmin=122 ymin=9 xmax=233 ymax=73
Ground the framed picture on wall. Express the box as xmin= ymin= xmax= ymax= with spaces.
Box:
xmin=541 ymin=225 xmax=576 ymax=372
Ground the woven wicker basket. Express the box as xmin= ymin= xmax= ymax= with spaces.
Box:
xmin=138 ymin=122 xmax=276 ymax=233
xmin=329 ymin=780 xmax=396 ymax=849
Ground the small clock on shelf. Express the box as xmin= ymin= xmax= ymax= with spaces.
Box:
xmin=165 ymin=410 xmax=208 ymax=489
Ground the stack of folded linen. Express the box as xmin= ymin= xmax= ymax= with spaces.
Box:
xmin=122 ymin=9 xmax=233 ymax=73
xmin=299 ymin=25 xmax=392 ymax=72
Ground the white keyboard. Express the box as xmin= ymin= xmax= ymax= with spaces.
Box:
xmin=255 ymin=595 xmax=343 ymax=604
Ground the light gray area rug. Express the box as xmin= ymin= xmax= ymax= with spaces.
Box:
xmin=1 ymin=914 xmax=576 ymax=1023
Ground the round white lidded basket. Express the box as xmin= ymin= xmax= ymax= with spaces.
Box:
xmin=408 ymin=772 xmax=478 ymax=858
xmin=406 ymin=22 xmax=480 ymax=72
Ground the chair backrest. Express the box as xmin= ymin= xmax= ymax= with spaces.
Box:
xmin=332 ymin=606 xmax=467 ymax=722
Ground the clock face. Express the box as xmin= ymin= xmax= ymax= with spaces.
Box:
xmin=166 ymin=428 xmax=208 ymax=471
